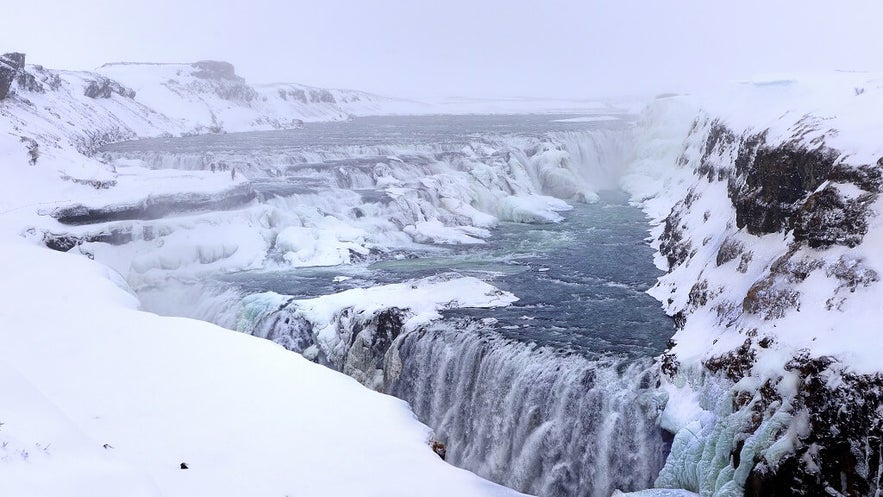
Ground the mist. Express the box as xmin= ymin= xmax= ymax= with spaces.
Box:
xmin=5 ymin=1 xmax=883 ymax=99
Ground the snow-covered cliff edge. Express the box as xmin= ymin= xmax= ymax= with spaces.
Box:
xmin=626 ymin=75 xmax=883 ymax=496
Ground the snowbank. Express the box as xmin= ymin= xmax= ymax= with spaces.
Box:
xmin=0 ymin=236 xmax=525 ymax=497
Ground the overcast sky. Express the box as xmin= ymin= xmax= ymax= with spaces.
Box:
xmin=4 ymin=0 xmax=883 ymax=99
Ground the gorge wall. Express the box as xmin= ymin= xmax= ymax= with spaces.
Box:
xmin=627 ymin=81 xmax=883 ymax=496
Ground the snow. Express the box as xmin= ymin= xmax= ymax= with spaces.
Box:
xmin=498 ymin=195 xmax=573 ymax=224
xmin=97 ymin=62 xmax=431 ymax=130
xmin=404 ymin=219 xmax=491 ymax=245
xmin=658 ymin=382 xmax=705 ymax=435
xmin=422 ymin=95 xmax=638 ymax=116
xmin=552 ymin=115 xmax=621 ymax=123
xmin=293 ymin=274 xmax=518 ymax=335
xmin=612 ymin=490 xmax=699 ymax=497
xmin=276 ymin=225 xmax=370 ymax=267
xmin=0 ymin=236 xmax=525 ymax=497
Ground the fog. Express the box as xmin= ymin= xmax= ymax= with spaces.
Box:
xmin=4 ymin=0 xmax=883 ymax=99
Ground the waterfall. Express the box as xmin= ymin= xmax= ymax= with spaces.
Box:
xmin=386 ymin=322 xmax=668 ymax=497
xmin=114 ymin=116 xmax=670 ymax=497
xmin=140 ymin=278 xmax=671 ymax=497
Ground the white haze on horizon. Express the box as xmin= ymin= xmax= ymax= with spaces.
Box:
xmin=3 ymin=0 xmax=883 ymax=100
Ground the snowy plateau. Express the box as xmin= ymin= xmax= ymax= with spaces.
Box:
xmin=1 ymin=50 xmax=882 ymax=497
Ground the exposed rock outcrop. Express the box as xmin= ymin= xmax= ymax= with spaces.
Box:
xmin=84 ymin=77 xmax=136 ymax=99
xmin=191 ymin=60 xmax=239 ymax=81
xmin=0 ymin=52 xmax=26 ymax=100
xmin=186 ymin=60 xmax=256 ymax=102
xmin=50 ymin=183 xmax=256 ymax=225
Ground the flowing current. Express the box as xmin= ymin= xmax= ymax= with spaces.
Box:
xmin=102 ymin=114 xmax=674 ymax=496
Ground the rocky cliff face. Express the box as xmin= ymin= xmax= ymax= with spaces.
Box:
xmin=635 ymin=92 xmax=883 ymax=496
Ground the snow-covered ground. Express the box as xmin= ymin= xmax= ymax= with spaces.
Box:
xmin=0 ymin=54 xmax=534 ymax=496
xmin=0 ymin=236 xmax=523 ymax=497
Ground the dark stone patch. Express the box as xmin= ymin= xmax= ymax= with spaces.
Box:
xmin=704 ymin=339 xmax=756 ymax=382
xmin=828 ymin=163 xmax=883 ymax=193
xmin=737 ymin=251 xmax=753 ymax=273
xmin=659 ymin=205 xmax=692 ymax=270
xmin=728 ymin=135 xmax=838 ymax=235
xmin=371 ymin=307 xmax=404 ymax=353
xmin=84 ymin=77 xmax=136 ymax=99
xmin=191 ymin=60 xmax=239 ymax=81
xmin=20 ymin=136 xmax=39 ymax=165
xmin=774 ymin=253 xmax=823 ymax=284
xmin=278 ymin=87 xmax=308 ymax=103
xmin=0 ymin=52 xmax=26 ymax=100
xmin=747 ymin=356 xmax=883 ymax=497
xmin=309 ymin=89 xmax=336 ymax=104
xmin=42 ymin=233 xmax=81 ymax=252
xmin=430 ymin=438 xmax=447 ymax=460
xmin=2 ymin=52 xmax=26 ymax=70
xmin=716 ymin=237 xmax=744 ymax=266
xmin=660 ymin=349 xmax=679 ymax=377
xmin=712 ymin=300 xmax=740 ymax=327
xmin=792 ymin=185 xmax=875 ymax=248
xmin=742 ymin=277 xmax=799 ymax=320
xmin=697 ymin=120 xmax=737 ymax=181
xmin=687 ymin=280 xmax=719 ymax=312
xmin=827 ymin=256 xmax=879 ymax=292
xmin=51 ymin=185 xmax=256 ymax=225
xmin=42 ymin=226 xmax=138 ymax=253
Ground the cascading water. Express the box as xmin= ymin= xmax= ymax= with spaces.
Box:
xmin=386 ymin=323 xmax=667 ymax=497
xmin=99 ymin=114 xmax=675 ymax=497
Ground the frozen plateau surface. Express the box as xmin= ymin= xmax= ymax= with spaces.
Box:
xmin=1 ymin=49 xmax=883 ymax=497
